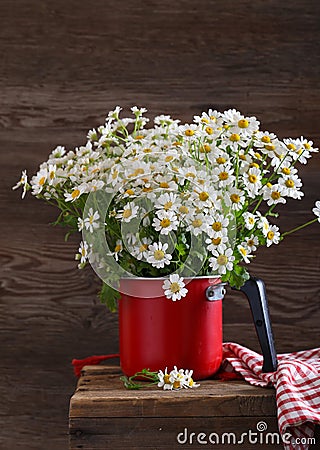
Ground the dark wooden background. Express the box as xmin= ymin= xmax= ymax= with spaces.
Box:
xmin=1 ymin=1 xmax=320 ymax=448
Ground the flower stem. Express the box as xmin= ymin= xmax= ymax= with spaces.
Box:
xmin=281 ymin=218 xmax=318 ymax=238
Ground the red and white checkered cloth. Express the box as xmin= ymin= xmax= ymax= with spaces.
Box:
xmin=219 ymin=342 xmax=320 ymax=450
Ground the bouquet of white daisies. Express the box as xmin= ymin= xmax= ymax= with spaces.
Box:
xmin=14 ymin=106 xmax=320 ymax=311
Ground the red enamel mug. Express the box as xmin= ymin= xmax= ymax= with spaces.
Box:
xmin=119 ymin=276 xmax=225 ymax=380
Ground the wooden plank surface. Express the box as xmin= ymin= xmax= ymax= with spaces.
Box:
xmin=69 ymin=366 xmax=276 ymax=419
xmin=1 ymin=0 xmax=320 ymax=448
xmin=69 ymin=366 xmax=278 ymax=449
xmin=69 ymin=417 xmax=282 ymax=450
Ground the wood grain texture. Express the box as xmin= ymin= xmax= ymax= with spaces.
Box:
xmin=1 ymin=0 xmax=320 ymax=448
xmin=69 ymin=366 xmax=279 ymax=449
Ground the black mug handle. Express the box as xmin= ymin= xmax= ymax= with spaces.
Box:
xmin=232 ymin=277 xmax=278 ymax=373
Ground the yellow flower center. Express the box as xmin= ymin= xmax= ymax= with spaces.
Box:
xmin=239 ymin=154 xmax=247 ymax=161
xmin=39 ymin=176 xmax=46 ymax=186
xmin=247 ymin=239 xmax=255 ymax=247
xmin=201 ymin=118 xmax=209 ymax=124
xmin=265 ymin=144 xmax=275 ymax=151
xmin=271 ymin=191 xmax=281 ymax=200
xmin=210 ymin=115 xmax=216 ymax=121
xmin=282 ymin=167 xmax=291 ymax=175
xmin=164 ymin=201 xmax=173 ymax=210
xmin=173 ymin=380 xmax=181 ymax=389
xmin=248 ymin=174 xmax=258 ymax=183
xmin=170 ymin=282 xmax=180 ymax=293
xmin=132 ymin=168 xmax=144 ymax=177
xmin=114 ymin=244 xmax=122 ymax=253
xmin=238 ymin=119 xmax=249 ymax=128
xmin=71 ymin=189 xmax=80 ymax=199
xmin=185 ymin=172 xmax=196 ymax=178
xmin=154 ymin=250 xmax=165 ymax=260
xmin=250 ymin=163 xmax=259 ymax=169
xmin=230 ymin=193 xmax=240 ymax=203
xmin=135 ymin=134 xmax=144 ymax=140
xmin=212 ymin=237 xmax=221 ymax=245
xmin=205 ymin=126 xmax=213 ymax=135
xmin=192 ymin=219 xmax=203 ymax=228
xmin=285 ymin=179 xmax=295 ymax=188
xmin=125 ymin=189 xmax=135 ymax=196
xmin=200 ymin=144 xmax=211 ymax=153
xmin=304 ymin=143 xmax=311 ymax=149
xmin=185 ymin=129 xmax=195 ymax=137
xmin=239 ymin=247 xmax=247 ymax=256
xmin=179 ymin=205 xmax=189 ymax=214
xmin=267 ymin=231 xmax=274 ymax=240
xmin=254 ymin=152 xmax=262 ymax=160
xmin=217 ymin=254 xmax=228 ymax=265
xmin=286 ymin=143 xmax=296 ymax=150
xmin=219 ymin=171 xmax=229 ymax=181
xmin=139 ymin=244 xmax=148 ymax=252
xmin=188 ymin=378 xmax=195 ymax=387
xmin=164 ymin=374 xmax=171 ymax=384
xmin=160 ymin=182 xmax=169 ymax=188
xmin=143 ymin=148 xmax=152 ymax=153
xmin=165 ymin=155 xmax=174 ymax=162
xmin=49 ymin=171 xmax=55 ymax=180
xmin=160 ymin=218 xmax=171 ymax=228
xmin=199 ymin=191 xmax=209 ymax=201
xmin=261 ymin=135 xmax=271 ymax=143
xmin=216 ymin=157 xmax=226 ymax=164
xmin=230 ymin=133 xmax=240 ymax=142
xmin=249 ymin=217 xmax=255 ymax=224
xmin=123 ymin=209 xmax=132 ymax=218
xmin=212 ymin=221 xmax=222 ymax=231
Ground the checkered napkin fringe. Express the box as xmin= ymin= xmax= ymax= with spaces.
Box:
xmin=221 ymin=342 xmax=320 ymax=450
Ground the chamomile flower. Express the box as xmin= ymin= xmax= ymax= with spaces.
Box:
xmin=131 ymin=237 xmax=152 ymax=261
xmin=116 ymin=202 xmax=139 ymax=223
xmin=31 ymin=168 xmax=48 ymax=195
xmin=186 ymin=213 xmax=209 ymax=236
xmin=113 ymin=240 xmax=123 ymax=261
xmin=147 ymin=242 xmax=172 ymax=268
xmin=257 ymin=214 xmax=270 ymax=237
xmin=64 ymin=183 xmax=87 ymax=202
xmin=207 ymin=214 xmax=229 ymax=238
xmin=237 ymin=244 xmax=253 ymax=263
xmin=154 ymin=192 xmax=179 ymax=212
xmin=77 ymin=217 xmax=85 ymax=231
xmin=224 ymin=187 xmax=246 ymax=211
xmin=77 ymin=241 xmax=89 ymax=265
xmin=47 ymin=164 xmax=57 ymax=185
xmin=157 ymin=368 xmax=173 ymax=390
xmin=279 ymin=174 xmax=304 ymax=199
xmin=12 ymin=170 xmax=28 ymax=198
xmin=183 ymin=369 xmax=200 ymax=389
xmin=243 ymin=167 xmax=262 ymax=197
xmin=266 ymin=225 xmax=280 ymax=247
xmin=205 ymin=235 xmax=228 ymax=253
xmin=211 ymin=165 xmax=236 ymax=188
xmin=312 ymin=201 xmax=320 ymax=222
xmin=243 ymin=235 xmax=259 ymax=252
xmin=262 ymin=183 xmax=287 ymax=206
xmin=153 ymin=210 xmax=179 ymax=235
xmin=243 ymin=212 xmax=256 ymax=230
xmin=162 ymin=274 xmax=188 ymax=301
xmin=209 ymin=245 xmax=235 ymax=275
xmin=84 ymin=208 xmax=100 ymax=233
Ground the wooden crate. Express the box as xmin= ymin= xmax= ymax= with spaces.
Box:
xmin=69 ymin=365 xmax=289 ymax=449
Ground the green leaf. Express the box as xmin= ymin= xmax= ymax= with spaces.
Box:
xmin=224 ymin=265 xmax=250 ymax=290
xmin=98 ymin=282 xmax=120 ymax=313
